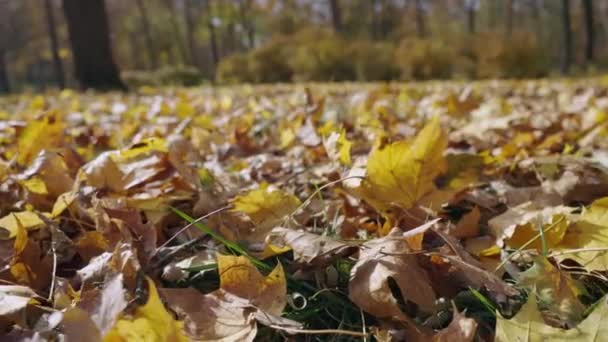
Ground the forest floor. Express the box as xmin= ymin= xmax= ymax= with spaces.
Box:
xmin=2 ymin=79 xmax=608 ymax=341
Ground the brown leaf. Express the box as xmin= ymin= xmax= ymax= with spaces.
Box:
xmin=349 ymin=228 xmax=437 ymax=320
xmin=160 ymin=288 xmax=257 ymax=341
xmin=264 ymin=227 xmax=358 ymax=268
xmin=432 ymin=305 xmax=477 ymax=342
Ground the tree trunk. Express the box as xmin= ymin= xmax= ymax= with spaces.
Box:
xmin=162 ymin=0 xmax=189 ymax=65
xmin=238 ymin=0 xmax=255 ymax=49
xmin=467 ymin=3 xmax=476 ymax=35
xmin=135 ymin=0 xmax=158 ymax=69
xmin=415 ymin=0 xmax=426 ymax=38
xmin=44 ymin=0 xmax=65 ymax=89
xmin=505 ymin=0 xmax=513 ymax=37
xmin=206 ymin=0 xmax=220 ymax=70
xmin=0 ymin=50 xmax=9 ymax=93
xmin=583 ymin=0 xmax=594 ymax=63
xmin=184 ymin=0 xmax=198 ymax=66
xmin=329 ymin=0 xmax=342 ymax=33
xmin=63 ymin=0 xmax=125 ymax=90
xmin=561 ymin=0 xmax=572 ymax=74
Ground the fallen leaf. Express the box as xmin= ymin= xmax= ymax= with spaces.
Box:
xmin=349 ymin=228 xmax=437 ymax=320
xmin=263 ymin=227 xmax=358 ymax=268
xmin=495 ymin=294 xmax=608 ymax=342
xmin=488 ymin=202 xmax=573 ymax=249
xmin=217 ymin=254 xmax=286 ymax=315
xmin=0 ymin=211 xmax=47 ymax=239
xmin=361 ymin=115 xmax=447 ymax=210
xmin=105 ymin=277 xmax=187 ymax=342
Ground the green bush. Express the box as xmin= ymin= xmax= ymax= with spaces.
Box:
xmin=473 ymin=32 xmax=549 ymax=78
xmin=122 ymin=70 xmax=159 ymax=88
xmin=217 ymin=54 xmax=253 ymax=84
xmin=289 ymin=32 xmax=357 ymax=81
xmin=123 ymin=66 xmax=204 ymax=88
xmin=349 ymin=41 xmax=399 ymax=81
xmin=394 ymin=38 xmax=455 ymax=80
xmin=156 ymin=66 xmax=203 ymax=86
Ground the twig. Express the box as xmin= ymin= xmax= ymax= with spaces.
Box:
xmin=268 ymin=325 xmax=370 ymax=337
xmin=548 ymin=247 xmax=608 ymax=258
xmin=48 ymin=242 xmax=57 ymax=303
xmin=155 ymin=205 xmax=230 ymax=254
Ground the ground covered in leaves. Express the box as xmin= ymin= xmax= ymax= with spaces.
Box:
xmin=2 ymin=80 xmax=608 ymax=341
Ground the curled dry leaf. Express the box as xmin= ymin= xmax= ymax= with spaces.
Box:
xmin=105 ymin=277 xmax=187 ymax=342
xmin=160 ymin=288 xmax=257 ymax=341
xmin=217 ymin=254 xmax=286 ymax=315
xmin=0 ymin=285 xmax=40 ymax=318
xmin=432 ymin=305 xmax=477 ymax=342
xmin=232 ymin=185 xmax=301 ymax=242
xmin=556 ymin=197 xmax=608 ymax=271
xmin=495 ymin=294 xmax=608 ymax=342
xmin=519 ymin=257 xmax=585 ymax=327
xmin=349 ymin=228 xmax=437 ymax=320
xmin=264 ymin=227 xmax=358 ymax=268
xmin=488 ymin=202 xmax=573 ymax=249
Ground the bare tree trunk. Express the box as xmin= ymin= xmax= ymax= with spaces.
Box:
xmin=135 ymin=0 xmax=158 ymax=69
xmin=505 ymin=0 xmax=513 ymax=37
xmin=561 ymin=0 xmax=572 ymax=74
xmin=467 ymin=2 xmax=476 ymax=35
xmin=62 ymin=0 xmax=125 ymax=90
xmin=44 ymin=0 xmax=65 ymax=89
xmin=329 ymin=0 xmax=342 ymax=33
xmin=0 ymin=50 xmax=9 ymax=93
xmin=238 ymin=0 xmax=255 ymax=49
xmin=371 ymin=0 xmax=379 ymax=39
xmin=184 ymin=0 xmax=198 ymax=66
xmin=583 ymin=0 xmax=594 ymax=63
xmin=415 ymin=0 xmax=426 ymax=38
xmin=206 ymin=0 xmax=220 ymax=71
xmin=162 ymin=0 xmax=189 ymax=65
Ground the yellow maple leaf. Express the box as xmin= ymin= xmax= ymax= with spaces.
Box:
xmin=556 ymin=197 xmax=608 ymax=271
xmin=105 ymin=277 xmax=187 ymax=342
xmin=495 ymin=293 xmax=608 ymax=342
xmin=14 ymin=113 xmax=64 ymax=166
xmin=0 ymin=211 xmax=47 ymax=239
xmin=217 ymin=254 xmax=287 ymax=315
xmin=362 ymin=115 xmax=447 ymax=210
xmin=232 ymin=185 xmax=301 ymax=230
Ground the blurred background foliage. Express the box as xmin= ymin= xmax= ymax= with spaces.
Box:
xmin=0 ymin=0 xmax=606 ymax=90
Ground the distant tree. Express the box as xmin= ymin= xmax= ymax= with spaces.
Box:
xmin=161 ymin=0 xmax=189 ymax=65
xmin=184 ymin=0 xmax=199 ymax=66
xmin=44 ymin=0 xmax=65 ymax=88
xmin=206 ymin=0 xmax=220 ymax=70
xmin=63 ymin=0 xmax=125 ymax=90
xmin=505 ymin=0 xmax=513 ymax=37
xmin=465 ymin=0 xmax=478 ymax=35
xmin=560 ymin=0 xmax=572 ymax=73
xmin=329 ymin=0 xmax=342 ymax=32
xmin=414 ymin=0 xmax=426 ymax=38
xmin=135 ymin=0 xmax=157 ymax=69
xmin=583 ymin=0 xmax=594 ymax=63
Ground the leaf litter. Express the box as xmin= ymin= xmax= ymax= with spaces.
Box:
xmin=2 ymin=80 xmax=608 ymax=340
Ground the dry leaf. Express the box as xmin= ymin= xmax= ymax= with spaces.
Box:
xmin=349 ymin=228 xmax=437 ymax=320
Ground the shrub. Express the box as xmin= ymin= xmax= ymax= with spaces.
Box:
xmin=156 ymin=66 xmax=203 ymax=86
xmin=473 ymin=32 xmax=549 ymax=79
xmin=123 ymin=66 xmax=204 ymax=88
xmin=289 ymin=31 xmax=357 ymax=81
xmin=394 ymin=38 xmax=455 ymax=80
xmin=349 ymin=41 xmax=399 ymax=81
xmin=217 ymin=54 xmax=253 ymax=84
